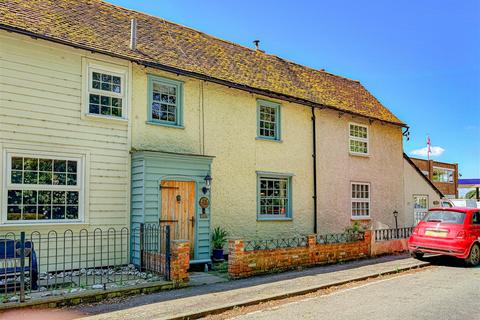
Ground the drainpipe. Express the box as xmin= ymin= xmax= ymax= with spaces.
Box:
xmin=312 ymin=106 xmax=318 ymax=234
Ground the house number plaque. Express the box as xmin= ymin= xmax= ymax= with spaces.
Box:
xmin=199 ymin=197 xmax=209 ymax=218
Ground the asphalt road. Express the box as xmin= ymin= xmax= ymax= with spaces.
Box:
xmin=230 ymin=259 xmax=480 ymax=320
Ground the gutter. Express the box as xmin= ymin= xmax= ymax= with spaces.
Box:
xmin=312 ymin=107 xmax=318 ymax=234
xmin=0 ymin=24 xmax=408 ymax=128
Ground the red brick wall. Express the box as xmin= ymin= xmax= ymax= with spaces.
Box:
xmin=410 ymin=158 xmax=458 ymax=197
xmin=170 ymin=240 xmax=190 ymax=285
xmin=228 ymin=231 xmax=371 ymax=279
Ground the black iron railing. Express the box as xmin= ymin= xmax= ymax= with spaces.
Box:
xmin=139 ymin=224 xmax=171 ymax=281
xmin=244 ymin=237 xmax=308 ymax=251
xmin=0 ymin=225 xmax=170 ymax=304
xmin=374 ymin=227 xmax=414 ymax=241
xmin=316 ymin=231 xmax=365 ymax=245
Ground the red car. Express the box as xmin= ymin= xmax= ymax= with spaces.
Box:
xmin=408 ymin=207 xmax=480 ymax=266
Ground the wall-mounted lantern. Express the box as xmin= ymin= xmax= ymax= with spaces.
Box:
xmin=202 ymin=174 xmax=212 ymax=194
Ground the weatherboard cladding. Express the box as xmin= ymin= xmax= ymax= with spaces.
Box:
xmin=1 ymin=0 xmax=404 ymax=126
xmin=131 ymin=151 xmax=212 ymax=262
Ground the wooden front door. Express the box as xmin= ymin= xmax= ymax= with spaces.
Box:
xmin=160 ymin=180 xmax=196 ymax=258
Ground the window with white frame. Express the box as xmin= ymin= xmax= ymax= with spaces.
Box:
xmin=87 ymin=66 xmax=126 ymax=118
xmin=5 ymin=154 xmax=82 ymax=222
xmin=351 ymin=182 xmax=370 ymax=218
xmin=432 ymin=167 xmax=454 ymax=183
xmin=349 ymin=123 xmax=369 ymax=155
xmin=258 ymin=175 xmax=291 ymax=219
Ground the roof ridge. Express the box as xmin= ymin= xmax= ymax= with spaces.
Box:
xmin=97 ymin=0 xmax=362 ymax=86
xmin=0 ymin=0 xmax=405 ymax=126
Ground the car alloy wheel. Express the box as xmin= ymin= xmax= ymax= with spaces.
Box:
xmin=467 ymin=244 xmax=480 ymax=267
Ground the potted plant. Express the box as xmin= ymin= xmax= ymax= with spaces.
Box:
xmin=211 ymin=226 xmax=228 ymax=261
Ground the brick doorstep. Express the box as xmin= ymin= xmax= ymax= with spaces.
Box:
xmin=83 ymin=258 xmax=429 ymax=320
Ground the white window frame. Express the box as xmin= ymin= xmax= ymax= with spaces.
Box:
xmin=3 ymin=151 xmax=85 ymax=224
xmin=349 ymin=123 xmax=369 ymax=156
xmin=432 ymin=167 xmax=454 ymax=183
xmin=413 ymin=195 xmax=429 ymax=225
xmin=351 ymin=182 xmax=371 ymax=219
xmin=83 ymin=59 xmax=128 ymax=121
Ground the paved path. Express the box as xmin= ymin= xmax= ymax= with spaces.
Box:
xmin=73 ymin=255 xmax=408 ymax=316
xmin=77 ymin=256 xmax=427 ymax=320
xmin=231 ymin=259 xmax=480 ymax=320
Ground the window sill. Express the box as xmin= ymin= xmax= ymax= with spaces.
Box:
xmin=0 ymin=221 xmax=88 ymax=227
xmin=84 ymin=114 xmax=128 ymax=124
xmin=256 ymin=137 xmax=282 ymax=143
xmin=257 ymin=216 xmax=292 ymax=221
xmin=349 ymin=152 xmax=370 ymax=158
xmin=350 ymin=216 xmax=371 ymax=221
xmin=146 ymin=121 xmax=185 ymax=129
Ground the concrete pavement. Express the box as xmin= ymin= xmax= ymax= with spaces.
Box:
xmin=231 ymin=259 xmax=480 ymax=320
xmin=78 ymin=256 xmax=428 ymax=320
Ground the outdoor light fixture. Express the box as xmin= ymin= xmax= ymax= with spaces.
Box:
xmin=393 ymin=210 xmax=399 ymax=233
xmin=202 ymin=174 xmax=212 ymax=194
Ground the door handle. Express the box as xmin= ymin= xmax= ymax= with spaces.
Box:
xmin=190 ymin=216 xmax=195 ymax=227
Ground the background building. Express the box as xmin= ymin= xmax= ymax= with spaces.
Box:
xmin=410 ymin=158 xmax=458 ymax=198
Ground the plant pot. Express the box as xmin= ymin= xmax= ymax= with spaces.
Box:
xmin=212 ymin=248 xmax=224 ymax=261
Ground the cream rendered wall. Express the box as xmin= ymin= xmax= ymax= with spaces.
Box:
xmin=403 ymin=158 xmax=441 ymax=226
xmin=132 ymin=65 xmax=314 ymax=239
xmin=0 ymin=31 xmax=131 ymax=233
xmin=315 ymin=109 xmax=405 ymax=233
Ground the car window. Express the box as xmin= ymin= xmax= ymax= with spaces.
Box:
xmin=423 ymin=210 xmax=465 ymax=224
xmin=472 ymin=212 xmax=480 ymax=225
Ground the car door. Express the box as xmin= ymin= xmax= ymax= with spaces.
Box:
xmin=471 ymin=211 xmax=480 ymax=242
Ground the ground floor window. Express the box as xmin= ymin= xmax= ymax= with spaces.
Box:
xmin=351 ymin=182 xmax=370 ymax=218
xmin=257 ymin=173 xmax=292 ymax=219
xmin=413 ymin=195 xmax=428 ymax=224
xmin=5 ymin=153 xmax=82 ymax=222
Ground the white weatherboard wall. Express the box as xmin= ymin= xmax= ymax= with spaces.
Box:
xmin=0 ymin=31 xmax=131 ymax=233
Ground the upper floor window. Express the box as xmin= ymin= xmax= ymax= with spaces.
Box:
xmin=87 ymin=67 xmax=126 ymax=119
xmin=349 ymin=123 xmax=369 ymax=155
xmin=257 ymin=100 xmax=281 ymax=141
xmin=351 ymin=182 xmax=370 ymax=218
xmin=432 ymin=167 xmax=454 ymax=183
xmin=5 ymin=153 xmax=83 ymax=223
xmin=257 ymin=173 xmax=292 ymax=220
xmin=147 ymin=75 xmax=183 ymax=127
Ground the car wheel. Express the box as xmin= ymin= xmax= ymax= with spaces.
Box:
xmin=412 ymin=252 xmax=424 ymax=260
xmin=466 ymin=243 xmax=480 ymax=267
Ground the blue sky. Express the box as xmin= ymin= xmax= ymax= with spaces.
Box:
xmin=110 ymin=0 xmax=480 ymax=181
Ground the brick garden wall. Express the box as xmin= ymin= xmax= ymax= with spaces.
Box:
xmin=170 ymin=240 xmax=190 ymax=285
xmin=228 ymin=231 xmax=371 ymax=279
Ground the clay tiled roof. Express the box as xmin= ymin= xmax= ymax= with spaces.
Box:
xmin=0 ymin=0 xmax=405 ymax=126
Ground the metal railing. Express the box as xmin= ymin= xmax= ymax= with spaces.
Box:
xmin=0 ymin=225 xmax=170 ymax=304
xmin=140 ymin=224 xmax=171 ymax=280
xmin=243 ymin=231 xmax=366 ymax=252
xmin=244 ymin=237 xmax=308 ymax=251
xmin=374 ymin=227 xmax=414 ymax=242
xmin=316 ymin=231 xmax=365 ymax=245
